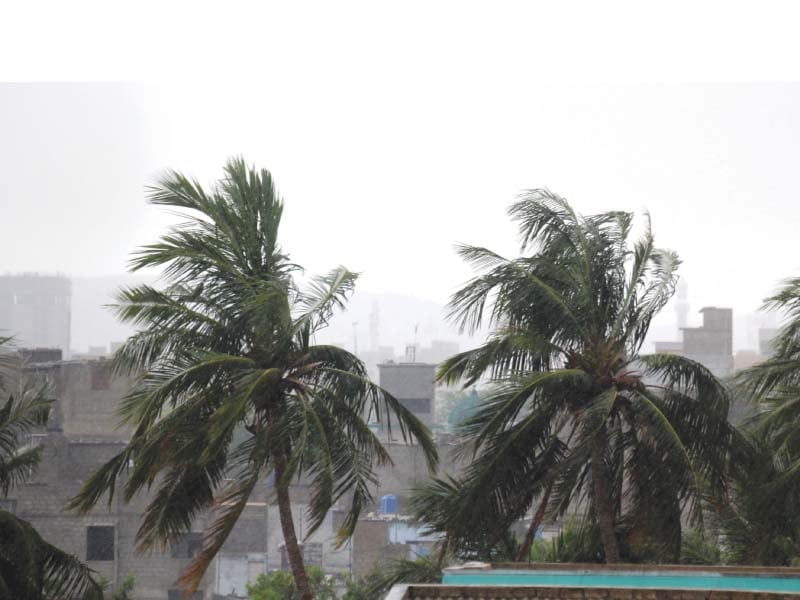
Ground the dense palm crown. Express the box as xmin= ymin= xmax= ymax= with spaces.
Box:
xmin=740 ymin=277 xmax=800 ymax=459
xmin=434 ymin=191 xmax=732 ymax=562
xmin=734 ymin=277 xmax=800 ymax=564
xmin=70 ymin=159 xmax=436 ymax=597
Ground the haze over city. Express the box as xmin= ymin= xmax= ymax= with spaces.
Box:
xmin=6 ymin=5 xmax=800 ymax=599
xmin=3 ymin=79 xmax=799 ymax=352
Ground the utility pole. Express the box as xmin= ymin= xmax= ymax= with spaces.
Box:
xmin=352 ymin=321 xmax=359 ymax=357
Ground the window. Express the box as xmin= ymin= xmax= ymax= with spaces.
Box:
xmin=171 ymin=532 xmax=204 ymax=559
xmin=0 ymin=499 xmax=16 ymax=514
xmin=86 ymin=526 xmax=114 ymax=561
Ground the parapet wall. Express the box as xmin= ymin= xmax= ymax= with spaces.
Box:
xmin=402 ymin=586 xmax=796 ymax=599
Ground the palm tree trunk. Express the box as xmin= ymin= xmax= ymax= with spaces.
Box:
xmin=515 ymin=484 xmax=552 ymax=562
xmin=436 ymin=535 xmax=450 ymax=570
xmin=274 ymin=455 xmax=313 ymax=600
xmin=591 ymin=430 xmax=620 ymax=563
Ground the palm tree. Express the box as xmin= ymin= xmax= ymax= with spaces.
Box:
xmin=437 ymin=190 xmax=732 ymax=563
xmin=733 ymin=277 xmax=800 ymax=564
xmin=68 ymin=158 xmax=437 ymax=599
xmin=714 ymin=429 xmax=800 ymax=565
xmin=0 ymin=337 xmax=103 ymax=600
xmin=738 ymin=277 xmax=800 ymax=469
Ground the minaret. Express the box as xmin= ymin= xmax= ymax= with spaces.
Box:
xmin=675 ymin=279 xmax=689 ymax=333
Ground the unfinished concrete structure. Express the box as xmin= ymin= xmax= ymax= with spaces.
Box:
xmin=0 ymin=274 xmax=71 ymax=357
xmin=8 ymin=357 xmax=456 ymax=599
xmin=378 ymin=361 xmax=437 ymax=428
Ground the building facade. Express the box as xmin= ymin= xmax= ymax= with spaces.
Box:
xmin=681 ymin=307 xmax=734 ymax=378
xmin=8 ymin=357 xmax=457 ymax=599
xmin=0 ymin=274 xmax=71 ymax=357
xmin=377 ymin=361 xmax=437 ymax=428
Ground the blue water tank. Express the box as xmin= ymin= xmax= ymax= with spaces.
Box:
xmin=381 ymin=494 xmax=398 ymax=514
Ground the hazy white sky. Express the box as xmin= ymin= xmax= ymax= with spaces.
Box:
xmin=3 ymin=1 xmax=800 ymax=349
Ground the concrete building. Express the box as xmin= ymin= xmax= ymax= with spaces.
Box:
xmin=8 ymin=357 xmax=458 ymax=599
xmin=378 ymin=361 xmax=437 ymax=429
xmin=758 ymin=327 xmax=779 ymax=358
xmin=0 ymin=274 xmax=71 ymax=357
xmin=681 ymin=307 xmax=734 ymax=378
xmin=417 ymin=340 xmax=459 ymax=365
xmin=651 ymin=307 xmax=735 ymax=378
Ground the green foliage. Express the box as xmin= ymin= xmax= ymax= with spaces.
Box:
xmin=246 ymin=567 xmax=336 ymax=600
xmin=734 ymin=277 xmax=800 ymax=565
xmin=364 ymin=555 xmax=443 ymax=598
xmin=96 ymin=574 xmax=135 ymax=600
xmin=712 ymin=429 xmax=800 ymax=566
xmin=679 ymin=528 xmax=722 ymax=566
xmin=69 ymin=158 xmax=436 ymax=596
xmin=529 ymin=519 xmax=599 ymax=563
xmin=430 ymin=191 xmax=734 ymax=563
xmin=339 ymin=567 xmax=386 ymax=600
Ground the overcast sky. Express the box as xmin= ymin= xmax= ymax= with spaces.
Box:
xmin=3 ymin=1 xmax=800 ymax=350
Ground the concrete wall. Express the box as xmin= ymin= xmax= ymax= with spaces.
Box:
xmin=379 ymin=362 xmax=437 ymax=427
xmin=400 ymin=586 xmax=795 ymax=599
xmin=26 ymin=359 xmax=136 ymax=439
xmin=9 ymin=360 xmax=463 ymax=599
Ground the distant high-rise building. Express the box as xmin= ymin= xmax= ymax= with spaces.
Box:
xmin=404 ymin=343 xmax=417 ymax=363
xmin=758 ymin=328 xmax=779 ymax=358
xmin=0 ymin=274 xmax=71 ymax=358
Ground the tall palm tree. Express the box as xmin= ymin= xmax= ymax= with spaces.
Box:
xmin=733 ymin=277 xmax=800 ymax=564
xmin=437 ymin=190 xmax=732 ymax=563
xmin=739 ymin=277 xmax=800 ymax=471
xmin=0 ymin=338 xmax=103 ymax=600
xmin=714 ymin=428 xmax=800 ymax=565
xmin=69 ymin=158 xmax=437 ymax=599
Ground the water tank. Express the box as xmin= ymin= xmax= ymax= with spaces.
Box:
xmin=381 ymin=494 xmax=398 ymax=515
